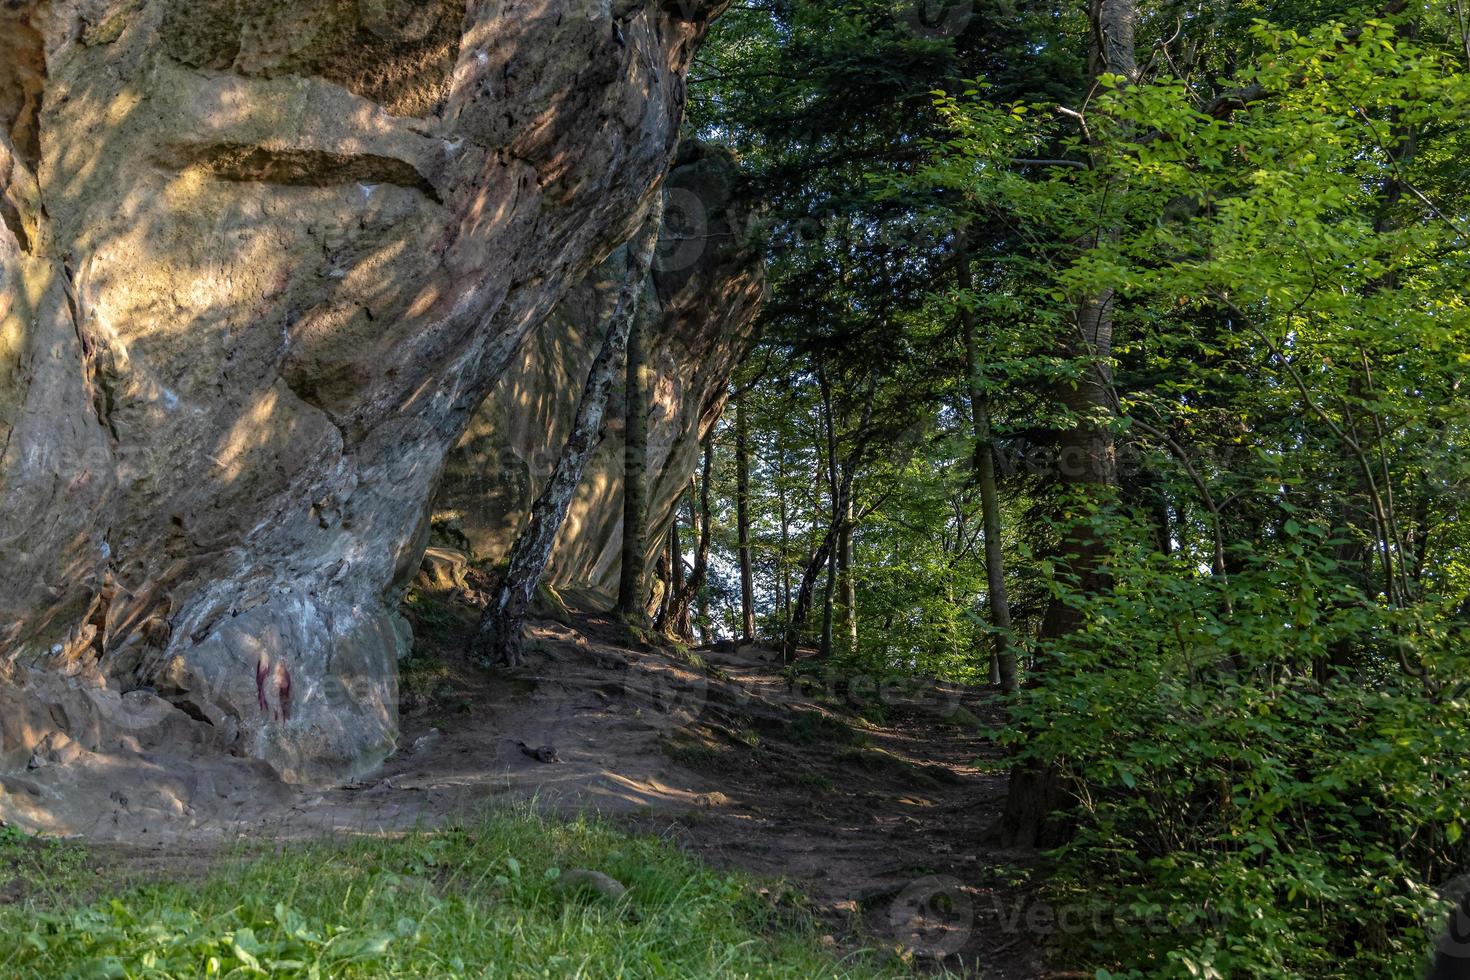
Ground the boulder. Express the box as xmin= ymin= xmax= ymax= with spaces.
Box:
xmin=415 ymin=546 xmax=470 ymax=594
xmin=0 ymin=0 xmax=726 ymax=830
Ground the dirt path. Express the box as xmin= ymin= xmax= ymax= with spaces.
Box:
xmin=325 ymin=600 xmax=1042 ymax=977
xmin=16 ymin=595 xmax=1046 ymax=976
xmin=613 ymin=629 xmax=1042 ymax=978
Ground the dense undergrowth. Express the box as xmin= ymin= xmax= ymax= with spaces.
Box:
xmin=0 ymin=809 xmax=896 ymax=979
xmin=1003 ymin=526 xmax=1470 ymax=979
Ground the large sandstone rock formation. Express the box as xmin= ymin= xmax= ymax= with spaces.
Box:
xmin=0 ymin=0 xmax=725 ymax=831
xmin=433 ymin=141 xmax=764 ymax=602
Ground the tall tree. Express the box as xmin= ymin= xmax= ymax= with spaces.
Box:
xmin=666 ymin=438 xmax=715 ymax=643
xmin=734 ymin=392 xmax=757 ymax=643
xmin=956 ymin=237 xmax=1019 ymax=694
xmin=996 ymin=0 xmax=1137 ymax=848
xmin=836 ymin=498 xmax=857 ymax=655
xmin=1040 ymin=0 xmax=1135 ymax=636
xmin=617 ymin=288 xmax=656 ymax=622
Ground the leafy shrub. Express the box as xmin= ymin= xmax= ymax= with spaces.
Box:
xmin=1002 ymin=527 xmax=1470 ymax=978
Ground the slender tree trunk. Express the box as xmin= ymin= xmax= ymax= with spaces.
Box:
xmin=1148 ymin=475 xmax=1174 ymax=557
xmin=691 ymin=440 xmax=715 ymax=635
xmin=473 ymin=197 xmax=664 ymax=667
xmin=667 ymin=439 xmax=714 ymax=643
xmin=817 ymin=365 xmax=840 ymax=659
xmin=735 ymin=393 xmax=756 ymax=643
xmin=956 ymin=238 xmax=1019 ymax=695
xmin=656 ymin=511 xmax=684 ymax=634
xmin=653 ymin=545 xmax=671 ymax=624
xmin=695 ymin=459 xmax=713 ymax=644
xmin=777 ymin=450 xmax=792 ymax=628
xmin=783 ymin=383 xmax=875 ymax=664
xmin=669 ymin=497 xmax=695 ymax=640
xmin=838 ymin=500 xmax=856 ymax=655
xmin=998 ymin=0 xmax=1134 ymax=847
xmin=616 ymin=292 xmax=655 ymax=621
xmin=819 ymin=543 xmax=836 ymax=658
xmin=783 ymin=526 xmax=836 ymax=665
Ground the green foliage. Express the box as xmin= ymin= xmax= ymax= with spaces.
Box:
xmin=1003 ymin=524 xmax=1470 ymax=977
xmin=0 ymin=809 xmax=894 ymax=979
xmin=689 ymin=0 xmax=1088 ymax=670
xmin=918 ymin=17 xmax=1470 ymax=975
xmin=402 ymin=589 xmax=461 ymax=649
xmin=695 ymin=5 xmax=1470 ymax=972
xmin=0 ymin=826 xmax=90 ymax=905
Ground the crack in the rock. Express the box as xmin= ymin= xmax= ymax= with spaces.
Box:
xmin=174 ymin=144 xmax=443 ymax=204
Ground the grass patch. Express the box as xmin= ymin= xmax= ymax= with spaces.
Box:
xmin=786 ymin=710 xmax=863 ymax=747
xmin=967 ymin=757 xmax=1010 ymax=776
xmin=834 ymin=745 xmax=897 ymax=771
xmin=530 ymin=583 xmax=574 ymax=625
xmin=659 ymin=731 xmax=739 ymax=771
xmin=0 ymin=808 xmax=899 ymax=978
xmin=398 ymin=651 xmax=453 ymax=701
xmin=792 ymin=772 xmax=836 ymax=792
xmin=672 ymin=646 xmax=708 ymax=671
xmin=0 ymin=826 xmax=92 ymax=906
xmin=401 ymin=589 xmax=462 ymax=649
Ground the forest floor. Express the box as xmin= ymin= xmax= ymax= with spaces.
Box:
xmin=6 ymin=582 xmax=1050 ymax=977
xmin=371 ymin=583 xmax=1044 ymax=977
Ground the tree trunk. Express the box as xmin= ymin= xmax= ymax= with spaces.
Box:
xmin=656 ymin=511 xmax=684 ymax=634
xmin=1147 ymin=475 xmax=1174 ymax=557
xmin=472 ymin=197 xmax=665 ymax=667
xmin=838 ymin=502 xmax=857 ymax=655
xmin=696 ymin=466 xmax=713 ymax=644
xmin=1038 ymin=280 xmax=1119 ymax=639
xmin=778 ymin=448 xmax=793 ymax=628
xmin=957 ymin=238 xmax=1019 ymax=695
xmin=783 ymin=527 xmax=837 ymax=665
xmin=817 ymin=364 xmax=840 ymax=659
xmin=616 ymin=290 xmax=655 ymax=621
xmin=782 ymin=381 xmax=876 ymax=664
xmin=735 ymin=393 xmax=757 ymax=643
xmin=667 ymin=438 xmax=714 ymax=643
xmin=1042 ymin=0 xmax=1133 ymax=610
xmin=672 ymin=497 xmax=696 ymax=641
xmin=653 ymin=544 xmax=672 ymax=625
xmin=819 ymin=542 xmax=837 ymax=659
xmin=998 ymin=0 xmax=1134 ymax=847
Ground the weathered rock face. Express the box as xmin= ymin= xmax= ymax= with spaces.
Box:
xmin=0 ymin=0 xmax=724 ymax=828
xmin=433 ymin=142 xmax=765 ymax=601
